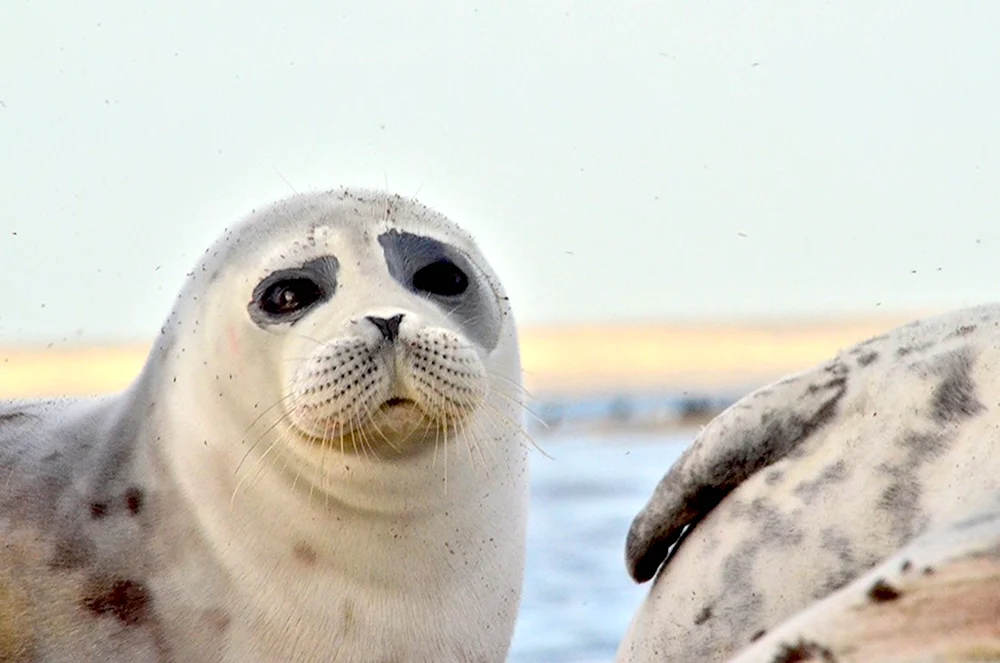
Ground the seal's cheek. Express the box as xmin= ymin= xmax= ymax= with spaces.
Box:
xmin=226 ymin=324 xmax=241 ymax=358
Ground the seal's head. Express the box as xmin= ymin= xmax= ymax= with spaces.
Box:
xmin=0 ymin=188 xmax=527 ymax=663
xmin=158 ymin=188 xmax=520 ymax=466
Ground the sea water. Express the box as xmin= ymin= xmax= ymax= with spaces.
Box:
xmin=508 ymin=432 xmax=691 ymax=663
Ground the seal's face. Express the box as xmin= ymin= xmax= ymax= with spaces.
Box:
xmin=227 ymin=193 xmax=508 ymax=454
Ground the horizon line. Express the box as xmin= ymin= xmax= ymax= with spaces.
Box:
xmin=0 ymin=314 xmax=916 ymax=400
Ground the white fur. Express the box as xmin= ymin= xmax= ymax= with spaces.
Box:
xmin=0 ymin=188 xmax=529 ymax=662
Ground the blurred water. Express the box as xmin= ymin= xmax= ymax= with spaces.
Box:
xmin=508 ymin=431 xmax=691 ymax=663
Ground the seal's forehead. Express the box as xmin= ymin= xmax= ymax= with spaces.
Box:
xmin=241 ymin=188 xmax=478 ymax=254
xmin=197 ymin=188 xmax=511 ymax=350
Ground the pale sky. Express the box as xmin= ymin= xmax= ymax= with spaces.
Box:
xmin=2 ymin=2 xmax=1000 ymax=344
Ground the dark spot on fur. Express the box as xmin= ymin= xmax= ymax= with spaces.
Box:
xmin=42 ymin=450 xmax=61 ymax=462
xmin=817 ymin=529 xmax=859 ymax=596
xmin=696 ymin=500 xmax=805 ymax=634
xmin=771 ymin=638 xmax=836 ymax=662
xmin=719 ymin=539 xmax=766 ymax=620
xmin=0 ymin=411 xmax=32 ymax=424
xmin=900 ymin=559 xmax=912 ymax=573
xmin=805 ymin=376 xmax=846 ymax=395
xmin=736 ymin=498 xmax=804 ymax=546
xmin=293 ymin=542 xmax=317 ymax=565
xmin=202 ymin=607 xmax=231 ymax=632
xmin=693 ymin=604 xmax=713 ymax=625
xmin=896 ymin=342 xmax=933 ymax=357
xmin=856 ymin=351 xmax=878 ymax=367
xmin=49 ymin=535 xmax=95 ymax=570
xmin=948 ymin=324 xmax=977 ymax=338
xmin=877 ymin=431 xmax=951 ymax=540
xmin=877 ymin=478 xmax=923 ymax=541
xmin=867 ymin=578 xmax=901 ymax=602
xmin=764 ymin=468 xmax=784 ymax=485
xmin=81 ymin=578 xmax=151 ymax=626
xmin=923 ymin=566 xmax=935 ymax=575
xmin=751 ymin=629 xmax=767 ymax=642
xmin=794 ymin=460 xmax=849 ymax=504
xmin=124 ymin=487 xmax=144 ymax=515
xmin=90 ymin=502 xmax=109 ymax=519
xmin=902 ymin=429 xmax=948 ymax=457
xmin=929 ymin=347 xmax=985 ymax=423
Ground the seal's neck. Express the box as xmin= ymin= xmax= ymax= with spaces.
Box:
xmin=135 ymin=321 xmax=525 ymax=591
xmin=151 ymin=363 xmax=513 ymax=571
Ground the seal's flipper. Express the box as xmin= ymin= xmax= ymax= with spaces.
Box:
xmin=626 ymin=358 xmax=851 ymax=583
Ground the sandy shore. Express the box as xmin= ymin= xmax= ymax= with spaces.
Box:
xmin=519 ymin=314 xmax=920 ymax=395
xmin=0 ymin=314 xmax=921 ymax=400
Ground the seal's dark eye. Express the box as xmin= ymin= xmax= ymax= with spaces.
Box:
xmin=412 ymin=259 xmax=468 ymax=296
xmin=258 ymin=278 xmax=324 ymax=316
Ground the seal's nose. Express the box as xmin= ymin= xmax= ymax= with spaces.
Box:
xmin=366 ymin=314 xmax=404 ymax=342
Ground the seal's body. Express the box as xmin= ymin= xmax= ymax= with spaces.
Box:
xmin=730 ymin=494 xmax=1000 ymax=663
xmin=617 ymin=304 xmax=1000 ymax=662
xmin=0 ymin=189 xmax=529 ymax=662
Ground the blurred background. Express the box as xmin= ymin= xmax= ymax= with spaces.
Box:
xmin=3 ymin=3 xmax=999 ymax=661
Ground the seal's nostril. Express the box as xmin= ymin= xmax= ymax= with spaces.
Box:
xmin=366 ymin=314 xmax=404 ymax=342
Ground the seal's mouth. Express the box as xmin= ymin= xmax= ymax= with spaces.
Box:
xmin=381 ymin=397 xmax=413 ymax=409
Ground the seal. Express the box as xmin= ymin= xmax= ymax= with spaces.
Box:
xmin=0 ymin=188 xmax=530 ymax=663
xmin=615 ymin=304 xmax=1000 ymax=662
xmin=729 ymin=493 xmax=1000 ymax=662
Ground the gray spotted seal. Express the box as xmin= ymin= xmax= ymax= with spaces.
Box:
xmin=728 ymin=494 xmax=1000 ymax=662
xmin=0 ymin=188 xmax=530 ymax=662
xmin=616 ymin=304 xmax=1000 ymax=662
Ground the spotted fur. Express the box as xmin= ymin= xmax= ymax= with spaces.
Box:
xmin=617 ymin=304 xmax=1000 ymax=663
xmin=728 ymin=496 xmax=1000 ymax=662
